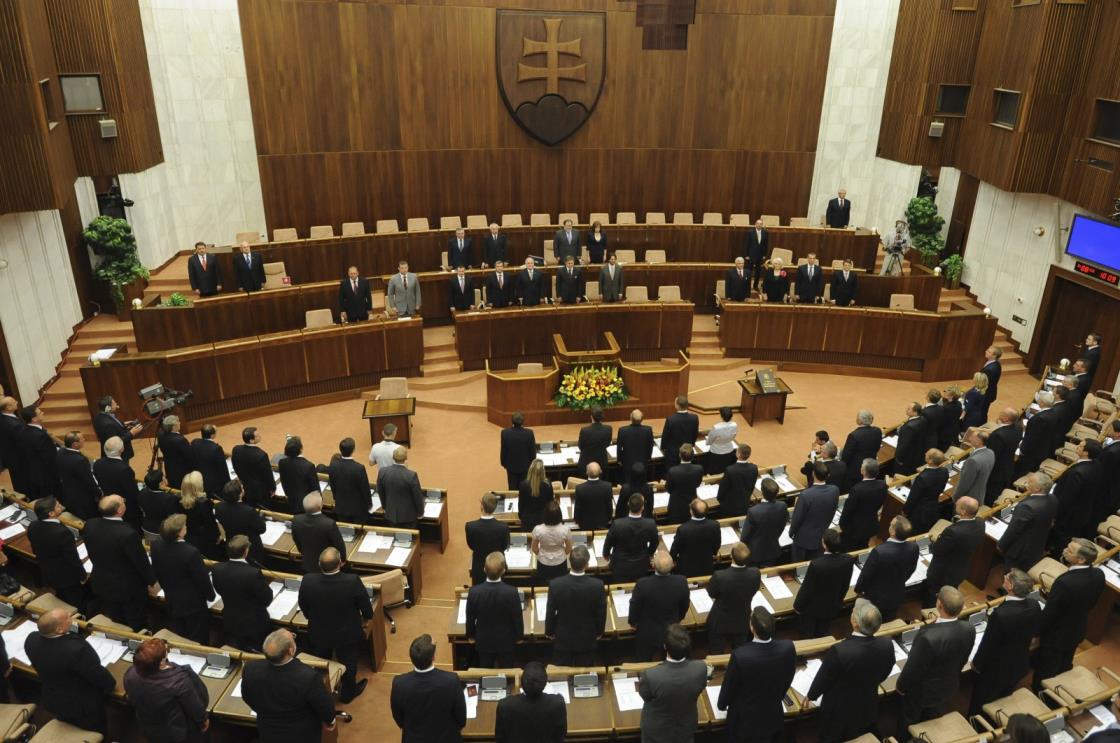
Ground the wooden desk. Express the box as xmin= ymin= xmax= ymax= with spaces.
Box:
xmin=362 ymin=397 xmax=415 ymax=446
xmin=738 ymin=376 xmax=793 ymax=425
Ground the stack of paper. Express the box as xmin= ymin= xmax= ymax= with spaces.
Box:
xmin=506 ymin=547 xmax=532 ymax=569
xmin=358 ymin=533 xmax=394 ymax=553
xmin=464 ymin=687 xmax=479 ymax=719
xmin=612 ymin=676 xmax=643 ymax=711
xmin=370 ymin=494 xmax=383 ymax=512
xmin=905 ymin=560 xmax=928 ymax=587
xmin=168 ymin=651 xmax=207 ymax=673
xmin=78 ymin=543 xmax=89 ymax=560
xmin=535 ymin=598 xmax=548 ymax=623
xmin=653 ymin=492 xmax=670 ymax=510
xmin=697 ymin=483 xmax=719 ymax=502
xmin=268 ymin=589 xmax=299 ymax=620
xmin=261 ymin=521 xmax=286 ymax=546
xmin=751 ymin=593 xmax=774 ymax=613
xmin=385 ymin=546 xmax=411 ymax=567
xmin=86 ymin=635 xmax=127 ymax=666
xmin=689 ymin=588 xmax=713 ymax=614
xmin=790 ymin=658 xmax=822 ymax=697
xmin=456 ymin=599 xmax=468 ymax=625
xmin=558 ymin=498 xmax=574 ymax=521
xmin=0 ymin=523 xmax=25 ymax=540
xmin=0 ymin=505 xmax=18 ymax=522
xmin=706 ymin=686 xmax=726 ymax=720
xmin=593 ymin=535 xmax=607 ymax=558
xmin=694 ymin=440 xmax=711 ymax=454
xmin=893 ymin=641 xmax=907 ymax=661
xmin=1 ymin=621 xmax=37 ymax=664
xmin=543 ymin=680 xmax=571 ymax=703
xmin=719 ymin=526 xmax=739 ymax=546
xmin=612 ymin=590 xmax=632 ymax=619
xmin=423 ymin=501 xmax=443 ymax=518
xmin=883 ymin=435 xmax=899 ymax=448
xmin=984 ymin=520 xmax=1008 ymax=540
xmin=762 ymin=575 xmax=793 ymax=600
xmin=771 ymin=474 xmax=799 ymax=493
xmin=778 ymin=524 xmax=793 ymax=548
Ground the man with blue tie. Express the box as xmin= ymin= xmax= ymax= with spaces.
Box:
xmin=448 ymin=227 xmax=474 ymax=268
xmin=554 ymin=219 xmax=581 ymax=263
xmin=234 ymin=241 xmax=265 ymax=292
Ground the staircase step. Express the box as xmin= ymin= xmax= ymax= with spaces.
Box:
xmin=421 ymin=361 xmax=462 ymax=377
xmin=410 ymin=371 xmax=485 ymax=389
xmin=687 ymin=347 xmax=724 ymax=359
xmin=423 ymin=349 xmax=458 ymax=363
xmin=423 ymin=341 xmax=455 ymax=354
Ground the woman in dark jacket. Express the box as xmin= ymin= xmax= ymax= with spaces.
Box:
xmin=585 ymin=221 xmax=608 ymax=264
xmin=903 ymin=449 xmax=950 ymax=534
xmin=178 ymin=471 xmax=224 ymax=560
xmin=277 ymin=436 xmax=319 ymax=514
xmin=123 ymin=638 xmax=209 ymax=742
xmin=961 ymin=372 xmax=990 ymax=431
xmin=517 ymin=459 xmax=553 ymax=532
xmin=615 ymin=463 xmax=655 ymax=519
xmin=938 ymin=386 xmax=964 ymax=451
xmin=763 ymin=259 xmax=790 ymax=303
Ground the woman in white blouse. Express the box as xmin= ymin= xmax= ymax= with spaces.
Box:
xmin=705 ymin=406 xmax=739 ymax=474
xmin=531 ymin=500 xmax=572 ymax=585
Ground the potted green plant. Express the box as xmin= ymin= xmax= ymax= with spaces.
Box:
xmin=941 ymin=254 xmax=964 ymax=289
xmin=904 ymin=196 xmax=946 ymax=268
xmin=164 ymin=292 xmax=191 ymax=307
xmin=83 ymin=215 xmax=149 ymax=319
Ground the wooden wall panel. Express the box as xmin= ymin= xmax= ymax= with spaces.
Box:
xmin=239 ymin=0 xmax=836 ymax=234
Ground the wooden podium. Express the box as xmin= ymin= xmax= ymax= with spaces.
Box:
xmin=738 ymin=375 xmax=793 ymax=425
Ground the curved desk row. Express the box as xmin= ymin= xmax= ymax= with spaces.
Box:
xmin=719 ymin=302 xmax=996 ymax=382
xmin=79 ymin=317 xmax=423 ymax=427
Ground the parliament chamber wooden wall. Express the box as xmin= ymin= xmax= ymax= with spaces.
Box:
xmin=237 ymin=0 xmax=837 ymax=235
xmin=877 ymin=0 xmax=1120 ymax=218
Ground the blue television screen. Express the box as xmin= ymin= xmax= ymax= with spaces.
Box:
xmin=1066 ymin=214 xmax=1120 ymax=272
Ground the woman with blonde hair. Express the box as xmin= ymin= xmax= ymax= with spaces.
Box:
xmin=178 ymin=471 xmax=223 ymax=560
xmin=961 ymin=372 xmax=989 ymax=431
xmin=518 ymin=459 xmax=554 ymax=532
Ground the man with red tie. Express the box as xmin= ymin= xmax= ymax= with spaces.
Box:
xmin=449 ymin=266 xmax=475 ymax=311
xmin=485 ymin=261 xmax=514 ymax=308
xmin=187 ymin=241 xmax=222 ymax=297
xmin=338 ymin=265 xmax=371 ymax=322
xmin=725 ymin=257 xmax=750 ymax=301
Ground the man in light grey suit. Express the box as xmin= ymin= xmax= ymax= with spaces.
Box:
xmin=637 ymin=624 xmax=708 ymax=743
xmin=955 ymin=429 xmax=994 ymax=503
xmin=375 ymin=446 xmax=424 ymax=528
xmin=598 ymin=253 xmax=624 ymax=303
xmin=386 ymin=260 xmax=421 ymax=317
xmin=554 ymin=219 xmax=581 ymax=263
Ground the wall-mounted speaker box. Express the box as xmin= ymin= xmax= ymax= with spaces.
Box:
xmin=928 ymin=121 xmax=945 ymax=138
xmin=99 ymin=119 xmax=118 ymax=139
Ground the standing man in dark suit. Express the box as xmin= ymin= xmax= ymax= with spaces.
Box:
xmin=233 ymin=240 xmax=265 ymax=292
xmin=0 ymin=397 xmax=28 ymax=493
xmin=157 ymin=414 xmax=195 ymax=489
xmin=449 ymin=265 xmax=475 ymax=312
xmin=926 ymin=497 xmax=984 ymax=606
xmin=955 ymin=430 xmax=995 ymax=504
xmin=841 ymin=410 xmax=882 ymax=487
xmin=483 ymin=223 xmax=507 ymax=268
xmin=187 ymin=241 xmax=222 ymax=297
xmin=55 ymin=431 xmax=100 ymax=520
xmin=637 ymin=624 xmax=708 ymax=742
xmin=707 ymin=543 xmax=761 ymax=652
xmin=278 ymin=436 xmax=318 ymax=515
xmin=93 ymin=395 xmax=141 ymax=462
xmin=292 ymin=494 xmax=345 ymax=573
xmin=231 ymin=426 xmax=274 ymax=507
xmin=920 ymin=390 xmax=944 ymax=452
xmin=825 ymin=189 xmax=851 ymax=228
xmin=215 ymin=480 xmax=267 ymax=564
xmin=987 ymin=408 xmax=1023 ymax=505
xmin=242 ymin=629 xmax=337 ymax=741
xmin=573 ymin=463 xmax=614 ymax=530
xmin=839 ymin=459 xmax=887 ymax=551
xmin=725 ymin=257 xmax=751 ymax=301
xmin=495 ymin=661 xmax=567 ymax=743
xmin=795 ymin=253 xmax=825 ymax=303
xmin=84 ymin=495 xmax=158 ymax=630
xmin=660 ymin=396 xmax=699 ymax=469
xmin=191 ymin=424 xmax=230 ymax=497
xmin=151 ymin=514 xmax=214 ymax=644
xmin=800 ymin=441 xmax=847 ymax=493
xmin=616 ymin=409 xmax=654 ymax=479
xmin=447 ymin=227 xmax=474 ymax=268
xmin=25 ymin=608 xmax=116 ymax=734
xmin=598 ymin=253 xmax=624 ymax=302
xmin=980 ymin=346 xmax=1003 ymax=417
xmin=28 ymin=496 xmax=89 ymax=612
xmin=855 ymin=515 xmax=919 ymax=621
xmin=793 ymin=529 xmax=856 ymax=638
xmin=516 ymin=256 xmax=548 ymax=306
xmin=670 ymin=499 xmax=721 ymax=578
xmin=376 ymin=446 xmax=424 ymax=528
xmin=998 ymin=472 xmax=1059 ymax=571
xmin=603 ymin=493 xmax=658 ymax=583
xmin=1034 ymin=538 xmax=1106 ymax=685
xmin=969 ymin=569 xmax=1042 ymax=714
xmin=327 ymin=437 xmax=372 ymax=524
xmin=894 ymin=403 xmax=928 ymax=476
xmin=741 ymin=479 xmax=788 ymax=567
xmin=717 ymin=607 xmax=797 ymax=742
xmin=1052 ymin=439 xmax=1103 ymax=550
xmin=629 ymin=551 xmax=689 ymax=661
xmin=1017 ymin=391 xmax=1059 ymax=477
xmin=545 ymin=546 xmax=606 ymax=666
xmin=790 ymin=462 xmax=839 ymax=562
xmin=806 ymin=600 xmax=895 ymax=743
xmin=665 ymin=445 xmax=704 ymax=523
xmin=939 ymin=387 xmax=964 ymax=451
xmin=500 ymin=412 xmax=536 ymax=490
xmin=743 ymin=218 xmax=769 ymax=289
xmin=577 ymin=406 xmax=612 ymax=476
xmin=896 ymin=587 xmax=977 ymax=735
xmin=18 ymin=405 xmax=57 ymax=498
xmin=211 ymin=536 xmax=273 ymax=651
xmin=466 ymin=552 xmax=524 ymax=668
xmin=1098 ymin=420 xmax=1120 ymax=522
xmin=831 ymin=259 xmax=859 ymax=306
xmin=391 ymin=634 xmax=466 ymax=741
xmin=485 ymin=260 xmax=514 ymax=308
xmin=555 ymin=256 xmax=585 ymax=304
xmin=717 ymin=444 xmax=758 ymax=518
xmin=339 ymin=265 xmax=371 ymax=321
xmin=138 ymin=468 xmax=179 ymax=537
xmin=553 ymin=219 xmax=581 ymax=263
xmin=465 ymin=494 xmax=510 ymax=585
xmin=1082 ymin=333 xmax=1102 ymax=386
xmin=93 ymin=436 xmax=141 ymax=530
xmin=902 ymin=449 xmax=949 ymax=535
xmin=298 ymin=547 xmax=373 ymax=702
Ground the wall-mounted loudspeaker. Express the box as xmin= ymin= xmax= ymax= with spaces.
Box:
xmin=99 ymin=119 xmax=118 ymax=139
xmin=928 ymin=121 xmax=945 ymax=138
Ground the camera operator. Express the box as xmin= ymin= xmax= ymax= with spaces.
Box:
xmin=880 ymin=220 xmax=910 ymax=277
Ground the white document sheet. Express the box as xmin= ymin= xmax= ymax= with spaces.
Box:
xmin=653 ymin=492 xmax=670 ymax=510
xmin=751 ymin=592 xmax=774 ymax=613
xmin=267 ymin=589 xmax=299 ymax=620
xmin=661 ymin=532 xmax=675 ymax=551
xmin=779 ymin=524 xmax=793 ymax=548
xmin=719 ymin=526 xmax=739 ymax=546
xmin=0 ymin=524 xmax=25 ymax=540
xmin=612 ymin=590 xmax=631 ymax=619
xmin=612 ymin=676 xmax=643 ymax=711
xmin=984 ymin=519 xmax=1008 ymax=540
xmin=1 ymin=621 xmax=37 ymax=665
xmin=506 ymin=547 xmax=532 ymax=569
xmin=790 ymin=658 xmax=822 ymax=698
xmin=706 ymin=686 xmax=726 ymax=720
xmin=882 ymin=435 xmax=899 ymax=448
xmin=544 ymin=680 xmax=571 ymax=703
xmin=690 ymin=588 xmax=713 ymax=614
xmin=423 ymin=501 xmax=443 ymax=518
xmin=457 ymin=598 xmax=468 ymax=625
xmin=261 ymin=521 xmax=286 ymax=546
xmin=536 ymin=597 xmax=548 ymax=623
xmin=385 ymin=546 xmax=411 ymax=567
xmin=86 ymin=635 xmax=127 ymax=666
xmin=358 ymin=533 xmax=393 ymax=553
xmin=464 ymin=687 xmax=479 ymax=719
xmin=762 ymin=575 xmax=793 ymax=600
xmin=168 ymin=651 xmax=207 ymax=673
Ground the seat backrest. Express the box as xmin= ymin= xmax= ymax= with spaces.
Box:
xmin=616 ymin=212 xmax=637 ymax=225
xmin=263 ymin=261 xmax=287 ymax=289
xmin=530 ymin=213 xmax=552 ymax=226
xmin=889 ymin=293 xmax=915 ymax=310
xmin=557 ymin=212 xmax=579 ymax=226
xmin=702 ymin=212 xmax=723 ymax=225
xmin=658 ymin=285 xmax=681 ymax=301
xmin=304 ymin=309 xmax=334 ymax=329
xmin=543 ymin=239 xmax=557 ymax=265
xmin=831 ymin=259 xmax=845 ymax=269
xmin=361 ymin=569 xmax=406 ymax=606
xmin=585 ymin=282 xmax=600 ymax=301
xmin=466 ymin=214 xmax=488 ymax=229
xmin=236 ymin=230 xmax=263 ymax=245
xmin=760 ymin=214 xmax=781 ymax=227
xmin=272 ymin=227 xmax=298 ymax=242
xmin=614 ymin=249 xmax=636 ymax=264
xmin=375 ymin=219 xmax=400 ymax=234
xmin=380 ymin=377 xmax=408 ymax=399
xmin=473 ymin=287 xmax=482 ymax=306
xmin=516 ymin=362 xmax=544 ymax=375
xmin=728 ymin=213 xmax=751 ymax=226
xmin=788 ymin=217 xmax=810 ymax=227
xmin=439 ymin=216 xmax=462 ymax=230
xmin=715 ymin=279 xmax=726 ymax=299
xmin=406 ymin=217 xmax=430 ymax=232
xmin=341 ymin=221 xmax=366 ymax=236
xmin=441 ymin=251 xmax=449 ymax=269
xmin=645 ymin=212 xmax=667 ymax=225
xmin=770 ymin=247 xmax=794 ymax=266
xmin=625 ymin=286 xmax=649 ymax=302
xmin=588 ymin=212 xmax=610 ymax=225
xmin=672 ymin=212 xmax=694 ymax=225
xmin=645 ymin=249 xmax=666 ymax=264
xmin=308 ymin=225 xmax=334 ymax=239
xmin=501 ymin=213 xmax=523 ymax=227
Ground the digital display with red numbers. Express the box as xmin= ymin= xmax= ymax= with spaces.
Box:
xmin=1075 ymin=260 xmax=1120 ymax=287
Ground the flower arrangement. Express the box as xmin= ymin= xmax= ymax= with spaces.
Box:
xmin=554 ymin=365 xmax=628 ymax=410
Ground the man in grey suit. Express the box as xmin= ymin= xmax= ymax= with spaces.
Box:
xmin=598 ymin=253 xmax=624 ymax=302
xmin=955 ymin=429 xmax=995 ymax=503
xmin=554 ymin=219 xmax=581 ymax=263
xmin=375 ymin=446 xmax=424 ymax=528
xmin=637 ymin=624 xmax=708 ymax=743
xmin=386 ymin=260 xmax=421 ymax=317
